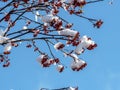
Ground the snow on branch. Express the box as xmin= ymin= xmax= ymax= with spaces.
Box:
xmin=0 ymin=0 xmax=104 ymax=72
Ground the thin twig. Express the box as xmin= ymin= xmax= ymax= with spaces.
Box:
xmin=45 ymin=39 xmax=55 ymax=58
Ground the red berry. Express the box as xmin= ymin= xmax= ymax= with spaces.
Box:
xmin=4 ymin=14 xmax=10 ymax=21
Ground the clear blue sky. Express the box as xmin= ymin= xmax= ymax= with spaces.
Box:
xmin=0 ymin=0 xmax=120 ymax=90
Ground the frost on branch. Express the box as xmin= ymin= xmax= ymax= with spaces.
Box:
xmin=75 ymin=35 xmax=97 ymax=55
xmin=54 ymin=42 xmax=65 ymax=50
xmin=57 ymin=64 xmax=64 ymax=73
xmin=40 ymin=86 xmax=78 ymax=90
xmin=0 ymin=0 xmax=103 ymax=73
xmin=0 ymin=29 xmax=8 ymax=44
xmin=71 ymin=58 xmax=87 ymax=71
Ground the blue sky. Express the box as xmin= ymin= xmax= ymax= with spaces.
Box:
xmin=0 ymin=0 xmax=120 ymax=90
